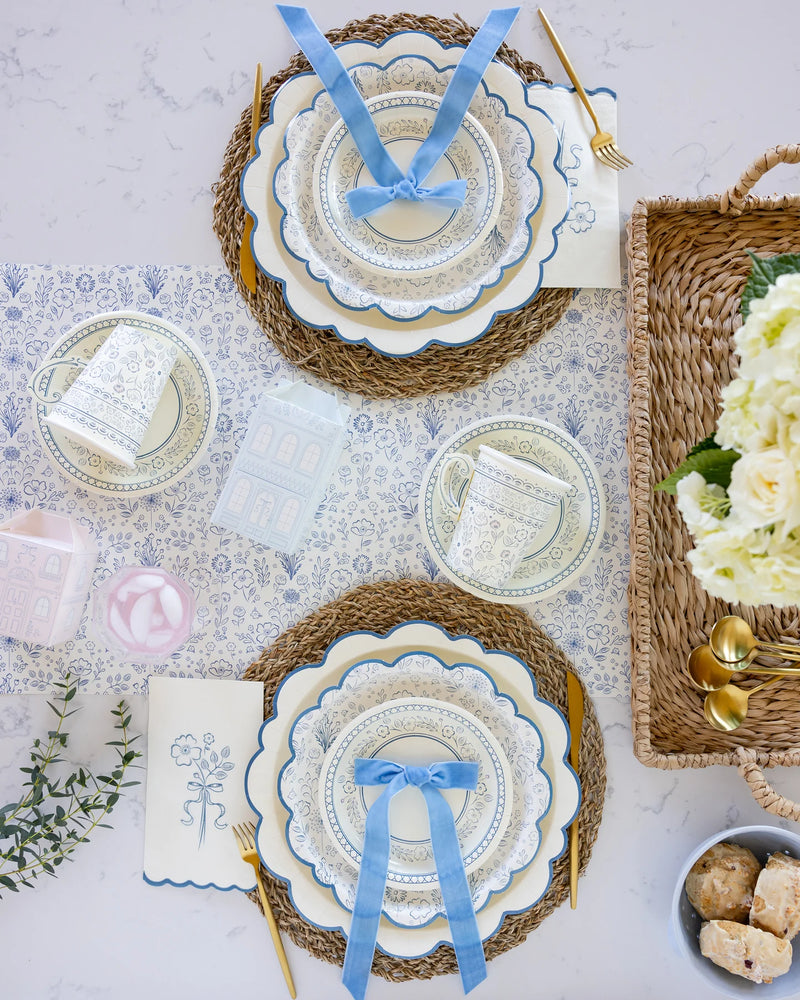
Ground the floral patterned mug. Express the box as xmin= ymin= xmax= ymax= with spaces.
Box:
xmin=438 ymin=444 xmax=576 ymax=588
xmin=29 ymin=322 xmax=178 ymax=469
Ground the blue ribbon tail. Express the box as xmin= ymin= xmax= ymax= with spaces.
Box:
xmin=423 ymin=782 xmax=487 ymax=993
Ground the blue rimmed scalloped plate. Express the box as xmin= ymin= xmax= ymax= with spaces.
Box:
xmin=419 ymin=415 xmax=605 ymax=604
xmin=241 ymin=32 xmax=569 ymax=355
xmin=261 ymin=645 xmax=554 ymax=930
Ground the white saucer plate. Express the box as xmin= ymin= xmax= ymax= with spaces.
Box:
xmin=318 ymin=697 xmax=512 ymax=884
xmin=313 ymin=90 xmax=503 ymax=277
xmin=245 ymin=622 xmax=579 ymax=957
xmin=242 ymin=33 xmax=569 ymax=355
xmin=419 ymin=416 xmax=605 ymax=604
xmin=30 ymin=311 xmax=218 ymax=496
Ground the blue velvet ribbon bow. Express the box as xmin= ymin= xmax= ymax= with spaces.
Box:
xmin=341 ymin=758 xmax=486 ymax=1000
xmin=276 ymin=5 xmax=520 ymax=219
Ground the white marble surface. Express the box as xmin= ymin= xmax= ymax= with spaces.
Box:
xmin=2 ymin=1 xmax=800 ymax=998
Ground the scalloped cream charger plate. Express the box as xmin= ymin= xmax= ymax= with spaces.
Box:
xmin=245 ymin=622 xmax=579 ymax=957
xmin=242 ymin=34 xmax=569 ymax=354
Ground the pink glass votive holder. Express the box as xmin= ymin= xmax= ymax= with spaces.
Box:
xmin=93 ymin=566 xmax=195 ymax=660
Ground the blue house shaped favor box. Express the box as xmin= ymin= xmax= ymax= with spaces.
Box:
xmin=212 ymin=383 xmax=350 ymax=554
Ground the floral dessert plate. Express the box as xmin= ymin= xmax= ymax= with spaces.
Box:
xmin=275 ymin=649 xmax=550 ymax=928
xmin=313 ymin=91 xmax=503 ymax=277
xmin=419 ymin=416 xmax=605 ymax=604
xmin=272 ymin=61 xmax=539 ymax=321
xmin=317 ymin=697 xmax=512 ymax=884
xmin=242 ymin=32 xmax=569 ymax=354
xmin=29 ymin=311 xmax=218 ymax=496
xmin=245 ymin=622 xmax=579 ymax=957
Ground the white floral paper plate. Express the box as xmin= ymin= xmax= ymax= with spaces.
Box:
xmin=274 ymin=66 xmax=537 ymax=321
xmin=313 ymin=91 xmax=503 ymax=277
xmin=276 ymin=650 xmax=550 ymax=928
xmin=242 ymin=33 xmax=569 ymax=355
xmin=245 ymin=623 xmax=579 ymax=957
xmin=419 ymin=416 xmax=605 ymax=604
xmin=30 ymin=311 xmax=218 ymax=496
xmin=318 ymin=697 xmax=512 ymax=884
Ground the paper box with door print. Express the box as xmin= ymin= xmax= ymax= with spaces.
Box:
xmin=0 ymin=510 xmax=98 ymax=646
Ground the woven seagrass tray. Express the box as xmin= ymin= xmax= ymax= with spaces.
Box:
xmin=242 ymin=578 xmax=605 ymax=980
xmin=212 ymin=12 xmax=573 ymax=399
xmin=626 ymin=144 xmax=800 ymax=817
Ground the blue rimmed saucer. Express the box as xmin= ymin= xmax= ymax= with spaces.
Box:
xmin=419 ymin=415 xmax=605 ymax=603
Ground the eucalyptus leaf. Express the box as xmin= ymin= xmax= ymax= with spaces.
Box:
xmin=656 ymin=446 xmax=740 ymax=495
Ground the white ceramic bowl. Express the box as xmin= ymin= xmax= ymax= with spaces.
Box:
xmin=672 ymin=824 xmax=800 ymax=998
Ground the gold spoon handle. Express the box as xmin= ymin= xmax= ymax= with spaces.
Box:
xmin=750 ymin=676 xmax=784 ymax=695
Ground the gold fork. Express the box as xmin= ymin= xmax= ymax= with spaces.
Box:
xmin=537 ymin=9 xmax=633 ymax=171
xmin=233 ymin=821 xmax=297 ymax=998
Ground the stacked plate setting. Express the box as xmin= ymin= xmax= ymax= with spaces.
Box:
xmin=245 ymin=622 xmax=580 ymax=957
xmin=241 ymin=33 xmax=570 ymax=356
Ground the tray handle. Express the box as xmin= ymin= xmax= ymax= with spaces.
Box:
xmin=736 ymin=747 xmax=800 ymax=822
xmin=719 ymin=144 xmax=800 ymax=216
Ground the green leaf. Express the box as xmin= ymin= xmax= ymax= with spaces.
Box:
xmin=656 ymin=446 xmax=741 ymax=495
xmin=685 ymin=434 xmax=719 ymax=458
xmin=741 ymin=251 xmax=800 ymax=319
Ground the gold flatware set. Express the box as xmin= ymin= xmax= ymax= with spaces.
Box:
xmin=687 ymin=616 xmax=800 ymax=732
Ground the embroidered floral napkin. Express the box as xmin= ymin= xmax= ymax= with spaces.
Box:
xmin=530 ymin=83 xmax=622 ymax=289
xmin=144 ymin=677 xmax=264 ymax=891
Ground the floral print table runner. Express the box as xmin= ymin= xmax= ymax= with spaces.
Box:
xmin=0 ymin=264 xmax=629 ymax=696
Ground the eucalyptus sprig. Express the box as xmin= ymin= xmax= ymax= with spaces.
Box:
xmin=0 ymin=674 xmax=141 ymax=897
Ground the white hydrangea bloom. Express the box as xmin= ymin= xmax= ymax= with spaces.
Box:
xmin=675 ymin=472 xmax=729 ymax=535
xmin=734 ymin=272 xmax=800 ymax=361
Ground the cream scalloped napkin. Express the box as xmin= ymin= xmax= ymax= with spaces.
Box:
xmin=143 ymin=677 xmax=264 ymax=891
xmin=529 ymin=82 xmax=622 ymax=289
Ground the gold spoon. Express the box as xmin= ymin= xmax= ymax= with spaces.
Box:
xmin=710 ymin=615 xmax=800 ymax=664
xmin=703 ymin=675 xmax=784 ymax=732
xmin=685 ymin=644 xmax=797 ymax=692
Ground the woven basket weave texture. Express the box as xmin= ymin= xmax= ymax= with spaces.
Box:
xmin=626 ymin=145 xmax=800 ymax=787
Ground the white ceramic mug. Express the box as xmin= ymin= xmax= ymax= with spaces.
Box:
xmin=30 ymin=323 xmax=178 ymax=469
xmin=437 ymin=444 xmax=576 ymax=588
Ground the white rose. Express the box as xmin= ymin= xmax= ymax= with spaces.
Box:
xmin=727 ymin=448 xmax=800 ymax=534
xmin=675 ymin=472 xmax=729 ymax=535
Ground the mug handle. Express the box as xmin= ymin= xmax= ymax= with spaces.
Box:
xmin=28 ymin=358 xmax=87 ymax=406
xmin=437 ymin=453 xmax=476 ymax=514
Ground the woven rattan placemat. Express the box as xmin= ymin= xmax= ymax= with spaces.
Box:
xmin=243 ymin=577 xmax=605 ymax=981
xmin=212 ymin=13 xmax=573 ymax=399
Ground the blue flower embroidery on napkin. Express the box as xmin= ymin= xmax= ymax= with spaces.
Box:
xmin=170 ymin=733 xmax=235 ymax=848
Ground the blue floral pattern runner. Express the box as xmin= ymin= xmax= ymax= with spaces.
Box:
xmin=0 ymin=263 xmax=629 ymax=697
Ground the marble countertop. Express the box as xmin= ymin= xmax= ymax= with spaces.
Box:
xmin=2 ymin=1 xmax=800 ymax=997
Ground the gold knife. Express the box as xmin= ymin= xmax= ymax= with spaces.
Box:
xmin=239 ymin=62 xmax=262 ymax=295
xmin=566 ymin=669 xmax=584 ymax=908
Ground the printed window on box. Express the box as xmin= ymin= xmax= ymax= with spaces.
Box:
xmin=33 ymin=597 xmax=50 ymax=619
xmin=251 ymin=422 xmax=273 ymax=456
xmin=275 ymin=433 xmax=298 ymax=465
xmin=299 ymin=442 xmax=322 ymax=475
xmin=249 ymin=491 xmax=275 ymax=528
xmin=275 ymin=498 xmax=300 ymax=534
xmin=43 ymin=554 xmax=61 ymax=578
xmin=226 ymin=477 xmax=252 ymax=516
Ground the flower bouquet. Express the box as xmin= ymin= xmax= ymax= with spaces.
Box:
xmin=658 ymin=252 xmax=800 ymax=607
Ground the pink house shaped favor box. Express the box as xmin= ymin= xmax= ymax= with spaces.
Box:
xmin=0 ymin=510 xmax=98 ymax=646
